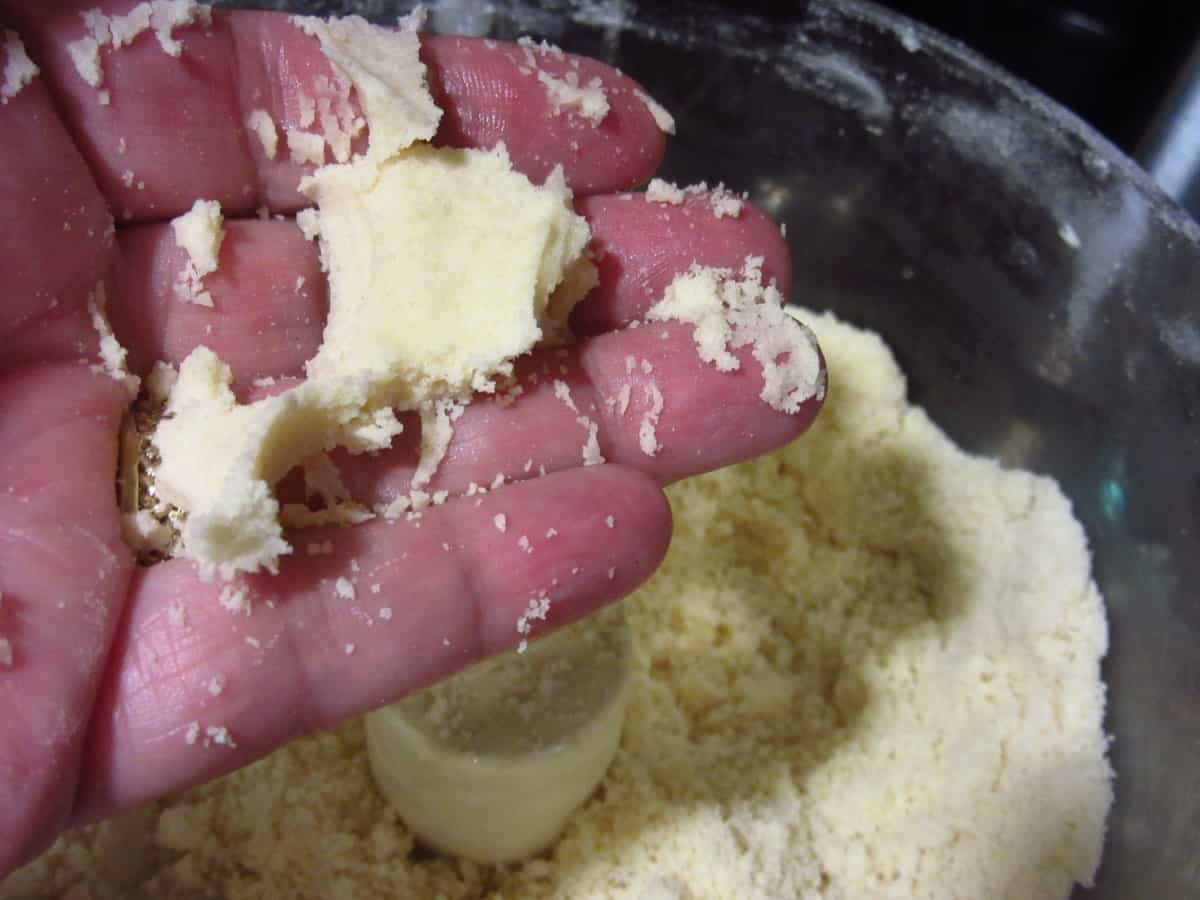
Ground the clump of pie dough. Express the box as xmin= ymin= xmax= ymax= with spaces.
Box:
xmin=151 ymin=16 xmax=595 ymax=578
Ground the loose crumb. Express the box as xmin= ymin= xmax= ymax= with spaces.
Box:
xmin=580 ymin=417 xmax=604 ymax=466
xmin=517 ymin=36 xmax=565 ymax=64
xmin=493 ymin=513 xmax=507 ymax=533
xmin=183 ymin=721 xmax=200 ymax=745
xmin=1 ymin=30 xmax=38 ymax=105
xmin=171 ymin=198 xmax=224 ymax=307
xmin=246 ymin=108 xmax=278 ymax=159
xmin=206 ymin=676 xmax=225 ymax=697
xmin=645 ymin=178 xmax=685 ymax=205
xmin=646 ymin=180 xmax=745 ymax=219
xmin=344 ymin=643 xmax=355 ymax=655
xmin=378 ymin=607 xmax=392 ymax=620
xmin=515 ymin=592 xmax=551 ymax=638
xmin=638 ymin=382 xmax=664 ymax=457
xmin=335 ymin=577 xmax=356 ymax=600
xmin=605 ymin=515 xmax=615 ymax=528
xmin=537 ymin=70 xmax=609 ymax=124
xmin=204 ymin=725 xmax=237 ymax=749
xmin=552 ymin=379 xmax=578 ymax=413
xmin=633 ymin=87 xmax=676 ymax=134
xmin=217 ymin=584 xmax=251 ymax=617
xmin=0 ymin=636 xmax=11 ymax=667
xmin=708 ymin=183 xmax=744 ymax=218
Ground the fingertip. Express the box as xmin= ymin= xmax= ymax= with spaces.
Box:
xmin=611 ymin=462 xmax=675 ymax=561
xmin=422 ymin=34 xmax=668 ymax=194
xmin=579 ymin=323 xmax=823 ymax=483
xmin=574 ymin=191 xmax=793 ymax=335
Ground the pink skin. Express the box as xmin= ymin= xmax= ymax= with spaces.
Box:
xmin=0 ymin=1 xmax=824 ymax=876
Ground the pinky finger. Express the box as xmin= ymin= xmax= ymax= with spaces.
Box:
xmin=69 ymin=464 xmax=671 ymax=825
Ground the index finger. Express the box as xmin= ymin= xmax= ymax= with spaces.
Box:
xmin=3 ymin=3 xmax=669 ymax=221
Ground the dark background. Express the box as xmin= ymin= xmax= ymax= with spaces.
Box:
xmin=747 ymin=0 xmax=1200 ymax=155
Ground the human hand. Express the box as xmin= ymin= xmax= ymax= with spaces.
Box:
xmin=0 ymin=2 xmax=821 ymax=876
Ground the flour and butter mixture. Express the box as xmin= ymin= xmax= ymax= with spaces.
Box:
xmin=5 ymin=311 xmax=1112 ymax=900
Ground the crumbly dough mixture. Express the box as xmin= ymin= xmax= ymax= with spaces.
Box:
xmin=5 ymin=310 xmax=1112 ymax=900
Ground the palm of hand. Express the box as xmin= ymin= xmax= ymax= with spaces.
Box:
xmin=0 ymin=1 xmax=819 ymax=876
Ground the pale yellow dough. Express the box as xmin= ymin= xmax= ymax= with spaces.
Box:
xmin=303 ymin=146 xmax=593 ymax=401
xmin=152 ymin=18 xmax=594 ymax=578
